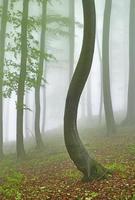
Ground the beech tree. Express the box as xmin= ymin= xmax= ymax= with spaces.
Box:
xmin=0 ymin=0 xmax=9 ymax=158
xmin=64 ymin=0 xmax=107 ymax=181
xmin=124 ymin=0 xmax=135 ymax=125
xmin=16 ymin=0 xmax=29 ymax=158
xmin=102 ymin=0 xmax=116 ymax=135
xmin=34 ymin=0 xmax=47 ymax=148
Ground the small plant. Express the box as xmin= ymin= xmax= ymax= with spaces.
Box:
xmin=106 ymin=162 xmax=126 ymax=172
xmin=84 ymin=191 xmax=98 ymax=200
xmin=127 ymin=145 xmax=135 ymax=154
xmin=64 ymin=169 xmax=81 ymax=179
xmin=0 ymin=170 xmax=24 ymax=199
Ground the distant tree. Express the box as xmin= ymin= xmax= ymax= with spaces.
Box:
xmin=0 ymin=0 xmax=9 ymax=158
xmin=102 ymin=0 xmax=116 ymax=135
xmin=69 ymin=0 xmax=75 ymax=82
xmin=16 ymin=0 xmax=29 ymax=158
xmin=64 ymin=0 xmax=107 ymax=181
xmin=96 ymin=33 xmax=103 ymax=124
xmin=34 ymin=0 xmax=47 ymax=149
xmin=124 ymin=0 xmax=135 ymax=125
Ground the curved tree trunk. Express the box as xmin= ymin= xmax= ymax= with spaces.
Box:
xmin=64 ymin=0 xmax=107 ymax=181
xmin=102 ymin=0 xmax=116 ymax=135
xmin=16 ymin=0 xmax=29 ymax=159
xmin=35 ymin=0 xmax=47 ymax=148
xmin=0 ymin=0 xmax=8 ymax=158
xmin=124 ymin=0 xmax=135 ymax=125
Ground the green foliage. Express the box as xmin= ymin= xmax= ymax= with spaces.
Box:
xmin=127 ymin=145 xmax=135 ymax=154
xmin=105 ymin=162 xmax=126 ymax=172
xmin=0 ymin=170 xmax=24 ymax=199
xmin=64 ymin=169 xmax=81 ymax=180
xmin=85 ymin=191 xmax=98 ymax=200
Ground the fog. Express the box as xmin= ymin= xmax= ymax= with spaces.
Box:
xmin=0 ymin=1 xmax=135 ymax=198
xmin=0 ymin=0 xmax=133 ymax=142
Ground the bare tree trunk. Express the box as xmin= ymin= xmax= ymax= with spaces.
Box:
xmin=102 ymin=0 xmax=116 ymax=135
xmin=124 ymin=0 xmax=135 ymax=125
xmin=16 ymin=0 xmax=29 ymax=159
xmin=64 ymin=0 xmax=107 ymax=181
xmin=0 ymin=0 xmax=8 ymax=158
xmin=96 ymin=33 xmax=103 ymax=124
xmin=35 ymin=0 xmax=47 ymax=148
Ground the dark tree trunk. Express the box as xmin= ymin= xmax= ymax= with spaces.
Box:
xmin=16 ymin=0 xmax=29 ymax=159
xmin=69 ymin=0 xmax=75 ymax=82
xmin=35 ymin=0 xmax=47 ymax=148
xmin=124 ymin=0 xmax=135 ymax=125
xmin=64 ymin=0 xmax=107 ymax=181
xmin=102 ymin=0 xmax=116 ymax=135
xmin=0 ymin=0 xmax=8 ymax=158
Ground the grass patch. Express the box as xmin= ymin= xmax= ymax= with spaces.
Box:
xmin=64 ymin=169 xmax=81 ymax=180
xmin=105 ymin=162 xmax=126 ymax=172
xmin=127 ymin=145 xmax=135 ymax=154
xmin=0 ymin=170 xmax=24 ymax=199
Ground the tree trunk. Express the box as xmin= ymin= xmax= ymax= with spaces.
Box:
xmin=16 ymin=0 xmax=29 ymax=159
xmin=35 ymin=0 xmax=47 ymax=148
xmin=69 ymin=0 xmax=75 ymax=82
xmin=64 ymin=0 xmax=107 ymax=181
xmin=96 ymin=33 xmax=103 ymax=124
xmin=124 ymin=0 xmax=135 ymax=125
xmin=102 ymin=0 xmax=116 ymax=135
xmin=0 ymin=0 xmax=8 ymax=158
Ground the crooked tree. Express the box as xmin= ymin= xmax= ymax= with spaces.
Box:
xmin=102 ymin=0 xmax=116 ymax=135
xmin=16 ymin=0 xmax=29 ymax=158
xmin=0 ymin=0 xmax=8 ymax=158
xmin=64 ymin=0 xmax=107 ymax=181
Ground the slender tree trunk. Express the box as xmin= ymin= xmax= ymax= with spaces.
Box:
xmin=69 ymin=0 xmax=75 ymax=82
xmin=64 ymin=0 xmax=107 ymax=181
xmin=102 ymin=0 xmax=116 ymax=135
xmin=0 ymin=0 xmax=8 ymax=158
xmin=124 ymin=0 xmax=135 ymax=125
xmin=35 ymin=0 xmax=47 ymax=148
xmin=16 ymin=0 xmax=29 ymax=159
xmin=96 ymin=33 xmax=103 ymax=124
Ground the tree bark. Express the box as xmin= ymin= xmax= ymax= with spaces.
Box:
xmin=64 ymin=0 xmax=107 ymax=181
xmin=124 ymin=0 xmax=135 ymax=125
xmin=16 ymin=0 xmax=29 ymax=159
xmin=0 ymin=0 xmax=8 ymax=158
xmin=102 ymin=0 xmax=116 ymax=135
xmin=35 ymin=0 xmax=47 ymax=148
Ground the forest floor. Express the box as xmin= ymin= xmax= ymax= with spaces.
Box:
xmin=0 ymin=127 xmax=135 ymax=200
